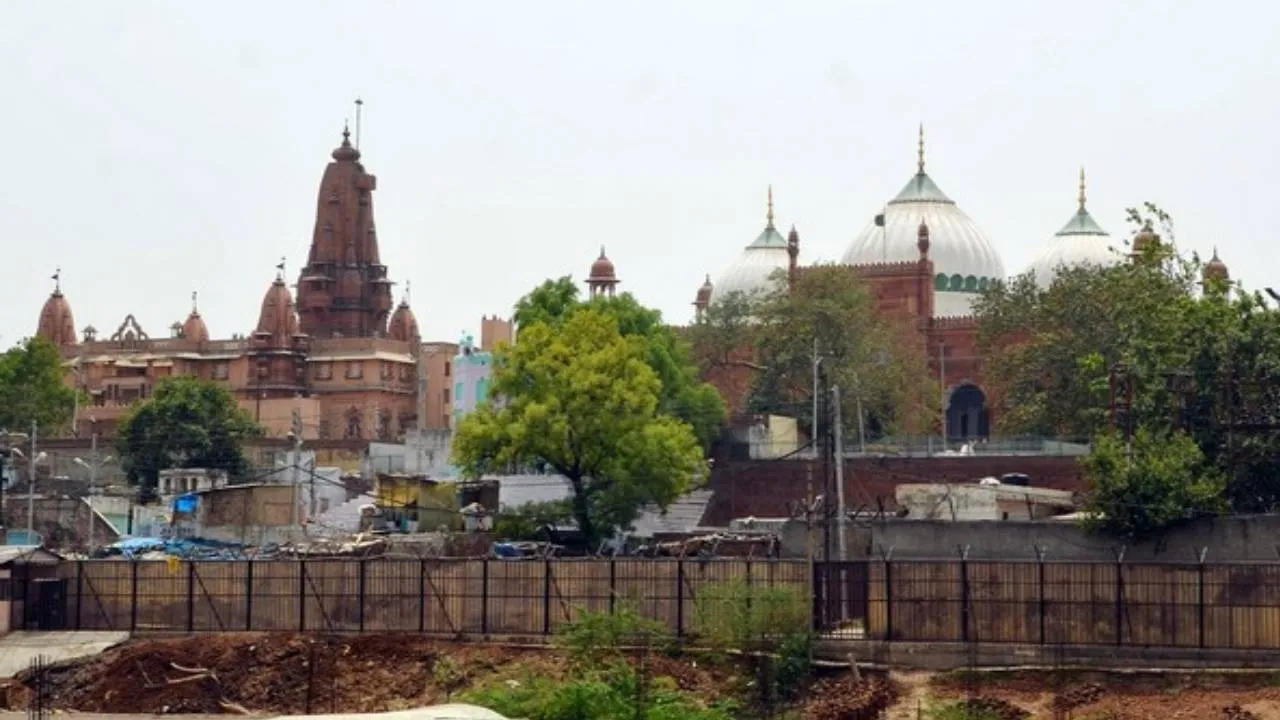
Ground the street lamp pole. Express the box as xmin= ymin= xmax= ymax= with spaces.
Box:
xmin=27 ymin=420 xmax=36 ymax=537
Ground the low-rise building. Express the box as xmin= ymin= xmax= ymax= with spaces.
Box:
xmin=895 ymin=480 xmax=1076 ymax=521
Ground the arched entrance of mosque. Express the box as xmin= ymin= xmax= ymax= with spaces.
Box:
xmin=946 ymin=384 xmax=989 ymax=440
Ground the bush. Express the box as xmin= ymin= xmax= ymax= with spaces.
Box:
xmin=555 ymin=604 xmax=674 ymax=667
xmin=494 ymin=500 xmax=574 ymax=540
xmin=462 ymin=668 xmax=733 ymax=720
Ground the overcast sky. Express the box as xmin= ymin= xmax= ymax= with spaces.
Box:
xmin=3 ymin=1 xmax=1277 ymax=347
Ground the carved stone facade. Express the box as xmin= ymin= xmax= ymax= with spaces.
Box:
xmin=37 ymin=130 xmax=424 ymax=441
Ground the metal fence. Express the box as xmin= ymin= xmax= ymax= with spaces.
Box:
xmin=47 ymin=558 xmax=809 ymax=637
xmin=815 ymin=559 xmax=1280 ymax=649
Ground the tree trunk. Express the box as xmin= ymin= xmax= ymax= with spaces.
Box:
xmin=567 ymin=474 xmax=596 ymax=545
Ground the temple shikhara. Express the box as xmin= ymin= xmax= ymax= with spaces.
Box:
xmin=35 ymin=127 xmax=442 ymax=441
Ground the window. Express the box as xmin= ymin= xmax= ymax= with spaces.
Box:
xmin=213 ymin=362 xmax=230 ymax=380
xmin=444 ymin=361 xmax=451 ymax=377
xmin=477 ymin=378 xmax=490 ymax=404
xmin=949 ymin=274 xmax=964 ymax=291
xmin=935 ymin=274 xmax=948 ymax=290
xmin=314 ymin=363 xmax=332 ymax=380
xmin=443 ymin=388 xmax=450 ymax=404
xmin=345 ymin=361 xmax=363 ymax=379
xmin=964 ymin=275 xmax=978 ymax=291
xmin=455 ymin=382 xmax=463 ymax=404
xmin=380 ymin=361 xmax=393 ymax=380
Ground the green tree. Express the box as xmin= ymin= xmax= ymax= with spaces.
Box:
xmin=453 ymin=309 xmax=706 ymax=543
xmin=749 ymin=264 xmax=936 ymax=439
xmin=513 ymin=277 xmax=726 ymax=448
xmin=1082 ymin=429 xmax=1227 ymax=537
xmin=0 ymin=337 xmax=77 ymax=434
xmin=116 ymin=377 xmax=262 ymax=497
xmin=976 ymin=203 xmax=1280 ymax=519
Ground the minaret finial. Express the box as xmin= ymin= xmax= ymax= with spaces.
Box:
xmin=52 ymin=267 xmax=61 ymax=294
xmin=918 ymin=124 xmax=925 ymax=174
xmin=766 ymin=185 xmax=775 ymax=229
xmin=1078 ymin=166 xmax=1087 ymax=213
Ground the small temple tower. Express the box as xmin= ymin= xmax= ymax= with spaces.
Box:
xmin=181 ymin=292 xmax=209 ymax=343
xmin=587 ymin=247 xmax=620 ymax=298
xmin=295 ymin=126 xmax=395 ymax=338
xmin=387 ymin=283 xmax=421 ymax=343
xmin=248 ymin=263 xmax=310 ymax=397
xmin=36 ymin=269 xmax=77 ymax=348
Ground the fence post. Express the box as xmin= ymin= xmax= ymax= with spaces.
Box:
xmin=884 ymin=551 xmax=894 ymax=642
xmin=129 ymin=560 xmax=138 ymax=633
xmin=480 ymin=558 xmax=489 ymax=636
xmin=186 ymin=562 xmax=195 ymax=633
xmin=1113 ymin=546 xmax=1126 ymax=646
xmin=811 ymin=562 xmax=823 ymax=633
xmin=358 ymin=559 xmax=367 ymax=633
xmin=245 ymin=560 xmax=253 ymax=632
xmin=675 ymin=559 xmax=685 ymax=639
xmin=75 ymin=560 xmax=83 ymax=631
xmin=1036 ymin=546 xmax=1046 ymax=645
xmin=608 ymin=559 xmax=616 ymax=615
xmin=299 ymin=560 xmax=307 ymax=632
xmin=1197 ymin=547 xmax=1208 ymax=649
xmin=418 ymin=559 xmax=426 ymax=633
xmin=542 ymin=558 xmax=552 ymax=630
xmin=957 ymin=545 xmax=971 ymax=643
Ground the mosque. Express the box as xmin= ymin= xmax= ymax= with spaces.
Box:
xmin=33 ymin=127 xmax=459 ymax=441
xmin=680 ymin=127 xmax=1229 ymax=441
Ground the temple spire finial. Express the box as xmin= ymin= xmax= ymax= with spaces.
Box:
xmin=275 ymin=256 xmax=286 ymax=281
xmin=599 ymin=245 xmax=606 ymax=258
xmin=918 ymin=123 xmax=925 ymax=174
xmin=191 ymin=291 xmax=198 ymax=314
xmin=51 ymin=267 xmax=61 ymax=294
xmin=341 ymin=120 xmax=351 ymax=146
xmin=403 ymin=279 xmax=411 ymax=305
xmin=766 ymin=185 xmax=775 ymax=229
xmin=1078 ymin=166 xmax=1087 ymax=213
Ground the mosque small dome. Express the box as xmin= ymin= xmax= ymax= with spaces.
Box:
xmin=1025 ymin=169 xmax=1120 ymax=287
xmin=712 ymin=188 xmax=790 ymax=302
xmin=1203 ymin=248 xmax=1229 ymax=284
xmin=1132 ymin=221 xmax=1160 ymax=256
xmin=842 ymin=127 xmax=1004 ymax=317
xmin=588 ymin=247 xmax=617 ymax=282
xmin=694 ymin=274 xmax=714 ymax=306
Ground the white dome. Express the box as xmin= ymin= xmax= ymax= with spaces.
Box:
xmin=843 ymin=170 xmax=1004 ymax=317
xmin=712 ymin=225 xmax=790 ymax=301
xmin=1025 ymin=172 xmax=1120 ymax=287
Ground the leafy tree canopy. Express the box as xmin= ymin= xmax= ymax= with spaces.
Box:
xmin=513 ymin=277 xmax=726 ymax=447
xmin=0 ymin=337 xmax=77 ymax=434
xmin=452 ymin=309 xmax=706 ymax=543
xmin=977 ymin=203 xmax=1280 ymax=520
xmin=693 ymin=266 xmax=936 ymax=439
xmin=1081 ymin=429 xmax=1227 ymax=537
xmin=116 ymin=377 xmax=262 ymax=497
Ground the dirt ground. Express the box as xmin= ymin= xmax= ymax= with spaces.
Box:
xmin=907 ymin=668 xmax=1280 ymax=720
xmin=1 ymin=633 xmax=890 ymax=718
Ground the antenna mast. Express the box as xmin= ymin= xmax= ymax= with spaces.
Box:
xmin=354 ymin=98 xmax=363 ymax=150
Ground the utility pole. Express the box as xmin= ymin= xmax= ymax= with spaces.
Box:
xmin=28 ymin=420 xmax=36 ymax=537
xmin=853 ymin=372 xmax=867 ymax=454
xmin=938 ymin=343 xmax=947 ymax=450
xmin=832 ymin=386 xmax=846 ymax=562
xmin=88 ymin=432 xmax=97 ymax=551
xmin=812 ymin=338 xmax=821 ymax=458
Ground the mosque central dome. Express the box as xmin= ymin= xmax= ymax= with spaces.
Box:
xmin=842 ymin=128 xmax=1005 ymax=317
